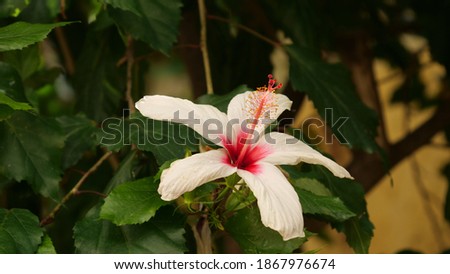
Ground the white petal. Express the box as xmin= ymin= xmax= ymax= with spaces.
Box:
xmin=275 ymin=94 xmax=293 ymax=118
xmin=227 ymin=92 xmax=249 ymax=126
xmin=237 ymin=163 xmax=304 ymax=240
xmin=135 ymin=95 xmax=228 ymax=145
xmin=260 ymin=132 xmax=353 ymax=179
xmin=226 ymin=92 xmax=249 ymax=143
xmin=227 ymin=91 xmax=292 ymax=143
xmin=159 ymin=149 xmax=236 ymax=200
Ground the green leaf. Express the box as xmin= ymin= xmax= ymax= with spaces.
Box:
xmin=105 ymin=0 xmax=182 ymax=54
xmin=130 ymin=116 xmax=199 ymax=164
xmin=0 ymin=21 xmax=72 ymax=52
xmin=286 ymin=165 xmax=356 ymax=222
xmin=186 ymin=182 xmax=218 ymax=203
xmin=196 ymin=85 xmax=249 ymax=112
xmin=294 ymin=188 xmax=355 ymax=222
xmin=299 ymin=178 xmax=332 ymax=196
xmin=74 ymin=24 xmax=123 ymax=121
xmin=153 ymin=160 xmax=173 ymax=183
xmin=74 ymin=205 xmax=186 ymax=254
xmin=285 ymin=45 xmax=379 ymax=153
xmin=0 ymin=208 xmax=43 ymax=253
xmin=18 ymin=0 xmax=60 ymax=23
xmin=103 ymin=150 xmax=139 ymax=194
xmin=36 ymin=234 xmax=56 ymax=254
xmin=261 ymin=0 xmax=322 ymax=48
xmin=0 ymin=61 xmax=29 ymax=120
xmin=283 ymin=167 xmax=333 ymax=196
xmin=225 ymin=207 xmax=307 ymax=253
xmin=104 ymin=0 xmax=144 ymax=14
xmin=0 ymin=61 xmax=26 ymax=102
xmin=0 ymin=92 xmax=32 ymax=111
xmin=301 ymin=165 xmax=367 ymax=215
xmin=336 ymin=215 xmax=374 ymax=254
xmin=297 ymin=165 xmax=374 ymax=253
xmin=2 ymin=44 xmax=41 ymax=80
xmin=96 ymin=116 xmax=125 ymax=152
xmin=0 ymin=105 xmax=14 ymax=121
xmin=100 ymin=177 xmax=168 ymax=225
xmin=0 ymin=111 xmax=64 ymax=198
xmin=99 ymin=113 xmax=199 ymax=165
xmin=56 ymin=115 xmax=99 ymax=169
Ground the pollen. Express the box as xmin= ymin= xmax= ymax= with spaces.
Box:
xmin=245 ymin=74 xmax=283 ymax=121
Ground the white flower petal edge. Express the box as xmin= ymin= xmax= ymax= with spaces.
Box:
xmin=159 ymin=149 xmax=236 ymax=201
xmin=135 ymin=95 xmax=228 ymax=145
xmin=237 ymin=163 xmax=304 ymax=240
xmin=274 ymin=93 xmax=293 ymax=118
xmin=226 ymin=92 xmax=248 ymax=124
xmin=226 ymin=92 xmax=247 ymax=140
xmin=260 ymin=132 xmax=353 ymax=179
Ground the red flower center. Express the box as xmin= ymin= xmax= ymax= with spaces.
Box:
xmin=221 ymin=131 xmax=271 ymax=174
xmin=220 ymin=75 xmax=281 ymax=174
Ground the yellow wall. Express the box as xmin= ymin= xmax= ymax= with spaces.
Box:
xmin=303 ymin=57 xmax=450 ymax=254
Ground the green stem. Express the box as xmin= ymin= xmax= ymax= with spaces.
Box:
xmin=40 ymin=151 xmax=112 ymax=226
xmin=198 ymin=0 xmax=214 ymax=94
xmin=207 ymin=14 xmax=281 ymax=47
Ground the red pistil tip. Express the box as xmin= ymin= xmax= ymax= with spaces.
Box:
xmin=266 ymin=74 xmax=282 ymax=92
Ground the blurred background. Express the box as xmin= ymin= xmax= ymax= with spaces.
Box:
xmin=1 ymin=0 xmax=450 ymax=253
xmin=302 ymin=51 xmax=450 ymax=253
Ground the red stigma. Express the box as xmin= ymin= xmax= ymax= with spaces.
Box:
xmin=266 ymin=74 xmax=282 ymax=92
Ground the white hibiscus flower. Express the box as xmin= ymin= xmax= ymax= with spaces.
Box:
xmin=135 ymin=75 xmax=352 ymax=240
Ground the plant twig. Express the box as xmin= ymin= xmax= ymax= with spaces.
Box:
xmin=198 ymin=0 xmax=214 ymax=94
xmin=54 ymin=26 xmax=75 ymax=75
xmin=60 ymin=0 xmax=67 ymax=19
xmin=207 ymin=14 xmax=281 ymax=48
xmin=102 ymin=146 xmax=120 ymax=171
xmin=125 ymin=35 xmax=135 ymax=113
xmin=75 ymin=190 xmax=107 ymax=198
xmin=40 ymin=151 xmax=112 ymax=226
xmin=347 ymin=96 xmax=450 ymax=191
